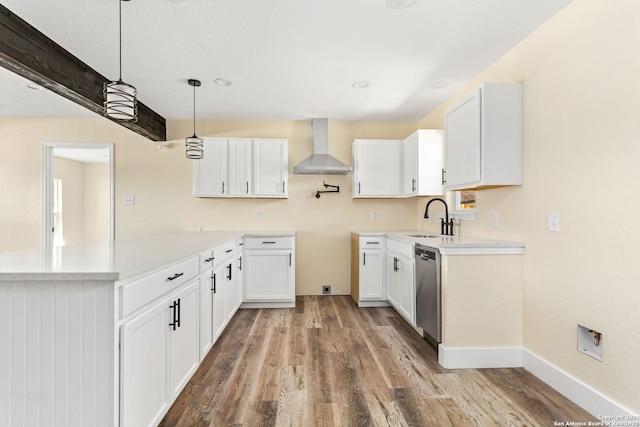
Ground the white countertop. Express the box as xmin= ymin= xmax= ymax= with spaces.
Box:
xmin=0 ymin=231 xmax=295 ymax=282
xmin=354 ymin=230 xmax=524 ymax=255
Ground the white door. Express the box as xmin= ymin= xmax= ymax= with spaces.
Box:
xmin=353 ymin=140 xmax=402 ymax=197
xmin=168 ymin=280 xmax=200 ymax=400
xmin=403 ymin=133 xmax=418 ymax=197
xmin=360 ymin=250 xmax=385 ymax=300
xmin=386 ymin=253 xmax=399 ymax=308
xmin=244 ymin=250 xmax=293 ymax=301
xmin=235 ymin=254 xmax=244 ymax=310
xmin=396 ymin=256 xmax=416 ymax=326
xmin=199 ymin=273 xmax=214 ymax=360
xmin=254 ymin=139 xmax=288 ymax=197
xmin=194 ymin=138 xmax=228 ymax=196
xmin=223 ymin=260 xmax=236 ymax=322
xmin=120 ymin=298 xmax=169 ymax=427
xmin=212 ymin=263 xmax=227 ymax=343
xmin=445 ymin=88 xmax=482 ymax=189
xmin=228 ymin=139 xmax=252 ymax=196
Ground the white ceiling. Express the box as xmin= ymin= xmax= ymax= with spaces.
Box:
xmin=0 ymin=0 xmax=573 ymax=122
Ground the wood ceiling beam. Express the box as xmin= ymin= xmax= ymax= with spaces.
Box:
xmin=0 ymin=4 xmax=166 ymax=141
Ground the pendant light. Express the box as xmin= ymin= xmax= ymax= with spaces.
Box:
xmin=185 ymin=79 xmax=204 ymax=159
xmin=104 ymin=0 xmax=138 ymax=122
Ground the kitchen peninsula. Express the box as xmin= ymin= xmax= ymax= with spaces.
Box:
xmin=0 ymin=230 xmax=295 ymax=427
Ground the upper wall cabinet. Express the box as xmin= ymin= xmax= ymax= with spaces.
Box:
xmin=352 ymin=139 xmax=404 ymax=198
xmin=194 ymin=138 xmax=288 ymax=198
xmin=403 ymin=129 xmax=444 ymax=197
xmin=444 ymin=82 xmax=522 ymax=191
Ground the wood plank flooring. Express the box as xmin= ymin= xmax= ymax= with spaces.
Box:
xmin=160 ymin=296 xmax=595 ymax=427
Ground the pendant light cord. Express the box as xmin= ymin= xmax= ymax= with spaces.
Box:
xmin=193 ymin=83 xmax=196 ymax=135
xmin=118 ymin=0 xmax=123 ymax=81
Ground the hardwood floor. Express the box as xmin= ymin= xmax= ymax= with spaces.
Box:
xmin=160 ymin=296 xmax=595 ymax=426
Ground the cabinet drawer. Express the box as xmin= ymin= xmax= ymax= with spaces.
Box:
xmin=199 ymin=249 xmax=216 ymax=272
xmin=244 ymin=236 xmax=293 ymax=250
xmin=387 ymin=238 xmax=414 ymax=259
xmin=214 ymin=241 xmax=238 ymax=262
xmin=120 ymin=256 xmax=200 ymax=318
xmin=360 ymin=236 xmax=385 ymax=249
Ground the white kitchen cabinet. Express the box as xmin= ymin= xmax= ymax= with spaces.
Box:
xmin=444 ymin=82 xmax=522 ymax=191
xmin=352 ymin=139 xmax=403 ymax=198
xmin=211 ymin=262 xmax=227 ymax=342
xmin=403 ymin=129 xmax=444 ymax=197
xmin=194 ymin=138 xmax=288 ymax=198
xmin=351 ymin=234 xmax=387 ymax=306
xmin=228 ymin=139 xmax=253 ymax=196
xmin=193 ymin=138 xmax=228 ymax=197
xmin=254 ymin=138 xmax=288 ymax=198
xmin=120 ymin=277 xmax=199 ymax=427
xmin=168 ymin=280 xmax=200 ymax=400
xmin=243 ymin=236 xmax=295 ymax=307
xmin=386 ymin=238 xmax=416 ymax=327
xmin=199 ymin=272 xmax=214 ymax=359
xmin=234 ymin=250 xmax=244 ymax=310
xmin=120 ymin=297 xmax=170 ymax=427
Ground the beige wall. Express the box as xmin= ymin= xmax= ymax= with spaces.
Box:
xmin=418 ymin=0 xmax=640 ymax=413
xmin=0 ymin=117 xmax=418 ymax=296
xmin=83 ymin=162 xmax=110 ymax=243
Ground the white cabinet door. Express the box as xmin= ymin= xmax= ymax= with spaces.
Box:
xmin=168 ymin=280 xmax=200 ymax=400
xmin=360 ymin=249 xmax=385 ymax=300
xmin=193 ymin=138 xmax=228 ymax=197
xmin=352 ymin=140 xmax=403 ymax=198
xmin=120 ymin=298 xmax=169 ymax=427
xmin=244 ymin=250 xmax=294 ymax=301
xmin=396 ymin=256 xmax=416 ymax=327
xmin=212 ymin=263 xmax=227 ymax=344
xmin=199 ymin=272 xmax=214 ymax=360
xmin=403 ymin=133 xmax=418 ymax=197
xmin=444 ymin=83 xmax=522 ymax=190
xmin=445 ymin=89 xmax=482 ymax=189
xmin=386 ymin=253 xmax=399 ymax=308
xmin=222 ymin=260 xmax=236 ymax=322
xmin=235 ymin=253 xmax=244 ymax=311
xmin=228 ymin=139 xmax=253 ymax=196
xmin=254 ymin=139 xmax=288 ymax=197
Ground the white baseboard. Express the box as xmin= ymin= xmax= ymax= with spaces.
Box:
xmin=522 ymin=349 xmax=635 ymax=418
xmin=438 ymin=344 xmax=523 ymax=369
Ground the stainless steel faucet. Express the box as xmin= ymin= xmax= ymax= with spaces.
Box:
xmin=424 ymin=198 xmax=454 ymax=236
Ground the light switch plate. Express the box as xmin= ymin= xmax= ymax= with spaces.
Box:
xmin=124 ymin=195 xmax=135 ymax=205
xmin=548 ymin=212 xmax=560 ymax=232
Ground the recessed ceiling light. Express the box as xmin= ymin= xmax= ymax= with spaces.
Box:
xmin=352 ymin=81 xmax=370 ymax=89
xmin=429 ymin=80 xmax=449 ymax=90
xmin=385 ymin=0 xmax=418 ymax=9
xmin=26 ymin=83 xmax=44 ymax=91
xmin=214 ymin=78 xmax=232 ymax=87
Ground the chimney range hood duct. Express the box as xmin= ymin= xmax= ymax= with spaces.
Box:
xmin=293 ymin=118 xmax=352 ymax=175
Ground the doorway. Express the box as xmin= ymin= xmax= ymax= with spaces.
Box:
xmin=42 ymin=143 xmax=114 ymax=248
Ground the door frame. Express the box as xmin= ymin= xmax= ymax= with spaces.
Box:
xmin=41 ymin=142 xmax=115 ymax=248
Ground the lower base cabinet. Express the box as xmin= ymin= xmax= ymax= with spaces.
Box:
xmin=243 ymin=236 xmax=295 ymax=305
xmin=120 ymin=279 xmax=199 ymax=427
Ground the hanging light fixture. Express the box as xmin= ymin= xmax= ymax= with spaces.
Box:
xmin=104 ymin=0 xmax=138 ymax=122
xmin=185 ymin=79 xmax=204 ymax=159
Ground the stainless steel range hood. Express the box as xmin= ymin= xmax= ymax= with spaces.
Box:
xmin=292 ymin=118 xmax=353 ymax=175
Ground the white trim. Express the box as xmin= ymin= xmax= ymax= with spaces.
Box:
xmin=240 ymin=301 xmax=295 ymax=309
xmin=357 ymin=300 xmax=391 ymax=307
xmin=438 ymin=344 xmax=523 ymax=369
xmin=522 ymin=349 xmax=636 ymax=418
xmin=42 ymin=143 xmax=115 ymax=248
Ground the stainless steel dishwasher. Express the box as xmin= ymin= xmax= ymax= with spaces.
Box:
xmin=415 ymin=244 xmax=441 ymax=347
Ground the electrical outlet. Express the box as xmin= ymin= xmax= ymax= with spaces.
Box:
xmin=371 ymin=212 xmax=378 ymax=222
xmin=322 ymin=285 xmax=331 ymax=295
xmin=124 ymin=195 xmax=135 ymax=205
xmin=257 ymin=212 xmax=264 ymax=222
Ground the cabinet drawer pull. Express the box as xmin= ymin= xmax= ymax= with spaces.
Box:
xmin=262 ymin=241 xmax=276 ymax=244
xmin=204 ymin=257 xmax=215 ymax=263
xmin=365 ymin=241 xmax=380 ymax=245
xmin=167 ymin=272 xmax=184 ymax=281
xmin=289 ymin=253 xmax=292 ymax=266
xmin=238 ymin=256 xmax=242 ymax=271
xmin=169 ymin=298 xmax=181 ymax=330
xmin=363 ymin=253 xmax=366 ymax=266
xmin=211 ymin=273 xmax=216 ymax=293
xmin=441 ymin=168 xmax=446 ymax=185
xmin=227 ymin=263 xmax=233 ymax=280
xmin=225 ymin=249 xmax=233 ymax=253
